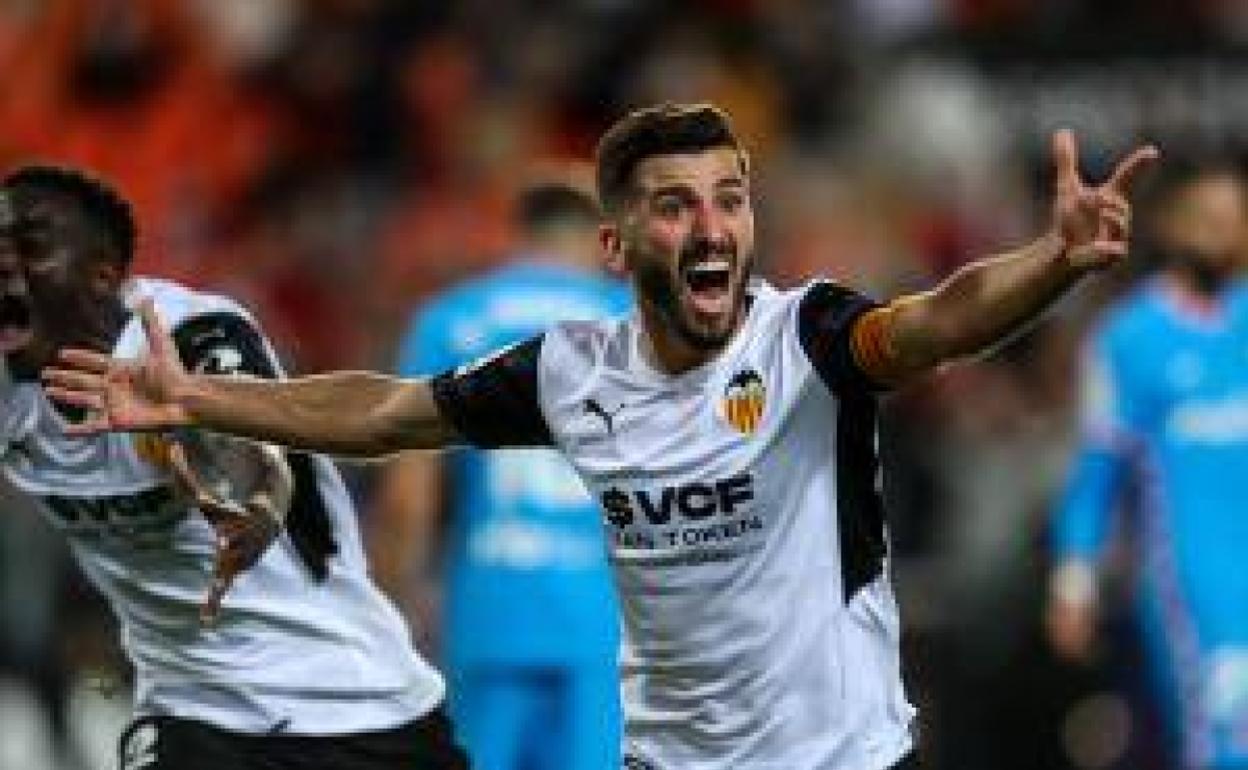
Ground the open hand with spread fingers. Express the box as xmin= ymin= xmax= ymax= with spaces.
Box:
xmin=1051 ymin=129 xmax=1160 ymax=272
xmin=42 ymin=297 xmax=193 ymax=434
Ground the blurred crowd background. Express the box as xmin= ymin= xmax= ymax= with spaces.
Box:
xmin=2 ymin=0 xmax=1248 ymax=768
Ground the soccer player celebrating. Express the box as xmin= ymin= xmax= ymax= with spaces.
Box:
xmin=0 ymin=166 xmax=467 ymax=769
xmin=46 ymin=104 xmax=1156 ymax=770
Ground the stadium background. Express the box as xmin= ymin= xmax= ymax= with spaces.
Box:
xmin=1 ymin=1 xmax=1245 ymax=768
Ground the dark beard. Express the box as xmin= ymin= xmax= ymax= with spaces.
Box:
xmin=633 ymin=255 xmax=750 ymax=351
xmin=1165 ymin=249 xmax=1234 ymax=296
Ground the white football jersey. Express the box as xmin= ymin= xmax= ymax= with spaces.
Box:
xmin=0 ymin=278 xmax=443 ymax=735
xmin=433 ymin=280 xmax=916 ymax=770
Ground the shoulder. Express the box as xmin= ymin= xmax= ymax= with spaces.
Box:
xmin=122 ymin=278 xmax=259 ymax=346
xmin=1227 ymin=278 xmax=1248 ymax=321
xmin=536 ymin=316 xmax=627 ymax=397
xmin=131 ymin=278 xmax=255 ymax=326
xmin=124 ymin=278 xmax=277 ymax=376
xmin=784 ymin=277 xmax=879 ymax=340
xmin=541 ymin=316 xmax=623 ymax=365
xmin=794 ymin=277 xmax=876 ymax=310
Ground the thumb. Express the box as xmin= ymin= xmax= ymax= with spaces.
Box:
xmin=137 ymin=298 xmax=175 ymax=362
xmin=200 ymin=538 xmax=236 ymax=626
xmin=1052 ymin=129 xmax=1081 ymax=194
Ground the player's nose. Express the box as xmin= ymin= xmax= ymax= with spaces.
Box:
xmin=690 ymin=199 xmax=731 ymax=246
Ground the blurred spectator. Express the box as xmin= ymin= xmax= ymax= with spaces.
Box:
xmin=0 ymin=0 xmax=281 ymax=280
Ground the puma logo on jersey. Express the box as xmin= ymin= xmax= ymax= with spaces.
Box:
xmin=600 ymin=474 xmax=754 ymax=527
xmin=583 ymin=398 xmax=625 ymax=434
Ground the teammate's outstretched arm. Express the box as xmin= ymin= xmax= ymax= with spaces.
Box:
xmin=851 ymin=131 xmax=1159 ymax=385
xmin=42 ymin=300 xmax=459 ymax=457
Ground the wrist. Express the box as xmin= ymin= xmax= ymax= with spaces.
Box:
xmin=1040 ymin=228 xmax=1089 ymax=281
xmin=170 ymin=376 xmax=204 ymax=427
xmin=1039 ymin=228 xmax=1069 ymax=262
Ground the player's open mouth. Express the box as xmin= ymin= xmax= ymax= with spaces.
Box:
xmin=682 ymin=259 xmax=733 ymax=316
xmin=0 ymin=294 xmax=34 ymax=353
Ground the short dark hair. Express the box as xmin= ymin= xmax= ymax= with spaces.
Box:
xmin=1143 ymin=152 xmax=1243 ymax=209
xmin=595 ymin=103 xmax=747 ymax=213
xmin=3 ymin=164 xmax=137 ymax=267
xmin=516 ymin=182 xmax=600 ymax=236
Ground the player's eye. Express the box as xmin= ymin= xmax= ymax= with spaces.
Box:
xmin=652 ymin=195 xmax=686 ymax=218
xmin=716 ymin=191 xmax=744 ymax=213
xmin=653 ymin=198 xmax=683 ymax=215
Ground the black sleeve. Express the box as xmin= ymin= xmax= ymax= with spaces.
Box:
xmin=172 ymin=312 xmax=279 ymax=378
xmin=171 ymin=311 xmax=338 ymax=581
xmin=430 ymin=335 xmax=555 ymax=449
xmin=796 ymin=281 xmax=885 ymax=397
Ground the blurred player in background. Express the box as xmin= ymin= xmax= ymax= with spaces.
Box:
xmin=370 ymin=177 xmax=627 ymax=770
xmin=45 ymin=103 xmax=1156 ymax=770
xmin=1048 ymin=160 xmax=1248 ymax=769
xmin=0 ymin=165 xmax=467 ymax=769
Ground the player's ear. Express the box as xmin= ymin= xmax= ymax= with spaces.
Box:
xmin=600 ymin=219 xmax=627 ymax=277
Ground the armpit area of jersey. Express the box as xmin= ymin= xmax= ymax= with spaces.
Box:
xmin=430 ymin=335 xmax=555 ymax=449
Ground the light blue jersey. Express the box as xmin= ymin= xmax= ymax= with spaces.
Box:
xmin=1054 ymin=278 xmax=1248 ymax=769
xmin=397 ymin=259 xmax=628 ymax=770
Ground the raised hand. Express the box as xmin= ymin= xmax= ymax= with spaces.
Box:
xmin=167 ymin=441 xmax=282 ymax=626
xmin=42 ymin=298 xmax=192 ymax=435
xmin=1051 ymin=129 xmax=1160 ymax=272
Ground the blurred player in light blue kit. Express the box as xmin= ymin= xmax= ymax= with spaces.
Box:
xmin=1049 ymin=160 xmax=1248 ymax=769
xmin=371 ymin=177 xmax=628 ymax=770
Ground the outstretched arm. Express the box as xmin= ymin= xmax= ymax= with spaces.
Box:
xmin=42 ymin=300 xmax=459 ymax=457
xmin=852 ymin=131 xmax=1158 ymax=385
xmin=175 ymin=369 xmax=456 ymax=457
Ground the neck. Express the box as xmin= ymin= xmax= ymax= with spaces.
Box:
xmin=636 ymin=303 xmax=722 ymax=375
xmin=77 ymin=297 xmax=132 ymax=351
